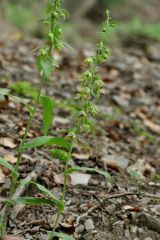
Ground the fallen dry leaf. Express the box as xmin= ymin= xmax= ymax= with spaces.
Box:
xmin=54 ymin=172 xmax=91 ymax=186
xmin=127 ymin=159 xmax=155 ymax=179
xmin=0 ymin=167 xmax=5 ymax=183
xmin=0 ymin=96 xmax=9 ymax=108
xmin=59 ymin=222 xmax=75 ymax=235
xmin=143 ymin=119 xmax=160 ymax=135
xmin=135 ymin=110 xmax=160 ymax=135
xmin=101 ymin=154 xmax=129 ymax=170
xmin=123 ymin=205 xmax=143 ymax=212
xmin=0 ymin=137 xmax=16 ymax=149
xmin=72 ymin=152 xmax=91 ymax=160
xmin=54 ymin=172 xmax=64 ymax=185
xmin=70 ymin=173 xmax=91 ymax=186
xmin=4 ymin=154 xmax=17 ymax=163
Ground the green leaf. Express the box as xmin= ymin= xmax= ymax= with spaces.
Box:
xmin=32 ymin=182 xmax=64 ymax=211
xmin=41 ymin=58 xmax=53 ymax=80
xmin=66 ymin=166 xmax=111 ymax=181
xmin=0 ymin=157 xmax=19 ymax=178
xmin=48 ymin=232 xmax=75 ymax=240
xmin=62 ymin=41 xmax=76 ymax=54
xmin=41 ymin=96 xmax=54 ymax=135
xmin=23 ymin=136 xmax=72 ymax=151
xmin=0 ymin=88 xmax=32 ymax=112
xmin=50 ymin=149 xmax=70 ymax=164
xmin=8 ymin=94 xmax=32 ymax=112
xmin=7 ymin=197 xmax=54 ymax=206
xmin=19 ymin=180 xmax=64 ymax=211
xmin=0 ymin=88 xmax=10 ymax=95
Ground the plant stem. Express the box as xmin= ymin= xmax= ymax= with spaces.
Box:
xmin=1 ymin=74 xmax=46 ymax=239
xmin=49 ymin=148 xmax=72 ymax=240
xmin=16 ymin=75 xmax=46 ymax=170
xmin=1 ymin=0 xmax=63 ymax=238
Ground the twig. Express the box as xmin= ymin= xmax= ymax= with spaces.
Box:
xmin=76 ymin=191 xmax=139 ymax=225
xmin=13 ymin=161 xmax=46 ymax=199
xmin=76 ymin=191 xmax=160 ymax=225
xmin=107 ymin=191 xmax=139 ymax=199
xmin=138 ymin=213 xmax=160 ymax=234
xmin=1 ymin=161 xmax=46 ymax=219
xmin=143 ymin=192 xmax=160 ymax=199
xmin=149 ymin=182 xmax=160 ymax=188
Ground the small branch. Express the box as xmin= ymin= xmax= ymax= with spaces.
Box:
xmin=76 ymin=191 xmax=160 ymax=226
xmin=13 ymin=161 xmax=46 ymax=199
xmin=107 ymin=191 xmax=139 ymax=199
xmin=76 ymin=191 xmax=139 ymax=226
xmin=138 ymin=213 xmax=160 ymax=234
xmin=142 ymin=192 xmax=160 ymax=199
xmin=1 ymin=161 xmax=46 ymax=219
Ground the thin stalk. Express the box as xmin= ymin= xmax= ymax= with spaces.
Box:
xmin=1 ymin=74 xmax=46 ymax=239
xmin=1 ymin=27 xmax=55 ymax=240
xmin=49 ymin=148 xmax=72 ymax=240
xmin=1 ymin=0 xmax=64 ymax=238
xmin=16 ymin=75 xmax=45 ymax=170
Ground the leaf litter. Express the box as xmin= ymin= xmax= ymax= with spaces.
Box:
xmin=0 ymin=34 xmax=160 ymax=240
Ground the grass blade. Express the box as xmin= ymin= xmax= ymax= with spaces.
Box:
xmin=0 ymin=88 xmax=32 ymax=112
xmin=19 ymin=179 xmax=64 ymax=211
xmin=0 ymin=88 xmax=10 ymax=95
xmin=7 ymin=197 xmax=54 ymax=206
xmin=0 ymin=157 xmax=19 ymax=178
xmin=23 ymin=136 xmax=72 ymax=151
xmin=66 ymin=166 xmax=111 ymax=181
xmin=41 ymin=96 xmax=54 ymax=135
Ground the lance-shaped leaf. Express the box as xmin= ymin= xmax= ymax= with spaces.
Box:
xmin=48 ymin=232 xmax=75 ymax=240
xmin=41 ymin=57 xmax=54 ymax=80
xmin=41 ymin=96 xmax=54 ymax=135
xmin=0 ymin=88 xmax=10 ymax=95
xmin=7 ymin=197 xmax=55 ymax=206
xmin=23 ymin=136 xmax=72 ymax=151
xmin=19 ymin=179 xmax=64 ymax=211
xmin=0 ymin=157 xmax=19 ymax=178
xmin=66 ymin=166 xmax=111 ymax=181
xmin=0 ymin=88 xmax=32 ymax=112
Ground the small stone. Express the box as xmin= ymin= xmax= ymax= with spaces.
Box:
xmin=76 ymin=224 xmax=85 ymax=234
xmin=106 ymin=204 xmax=116 ymax=213
xmin=124 ymin=229 xmax=131 ymax=239
xmin=138 ymin=227 xmax=144 ymax=234
xmin=131 ymin=226 xmax=138 ymax=233
xmin=84 ymin=218 xmax=94 ymax=231
xmin=81 ymin=232 xmax=93 ymax=240
xmin=112 ymin=95 xmax=129 ymax=108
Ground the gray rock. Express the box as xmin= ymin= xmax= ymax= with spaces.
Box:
xmin=76 ymin=224 xmax=85 ymax=234
xmin=84 ymin=218 xmax=94 ymax=231
xmin=112 ymin=95 xmax=129 ymax=108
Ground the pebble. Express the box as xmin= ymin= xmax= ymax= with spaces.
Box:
xmin=106 ymin=204 xmax=116 ymax=213
xmin=84 ymin=218 xmax=94 ymax=231
xmin=112 ymin=95 xmax=129 ymax=108
xmin=76 ymin=224 xmax=85 ymax=234
xmin=124 ymin=229 xmax=131 ymax=239
xmin=131 ymin=226 xmax=138 ymax=233
xmin=138 ymin=227 xmax=144 ymax=234
xmin=81 ymin=232 xmax=93 ymax=240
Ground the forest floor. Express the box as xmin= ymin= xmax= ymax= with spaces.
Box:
xmin=0 ymin=32 xmax=160 ymax=240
